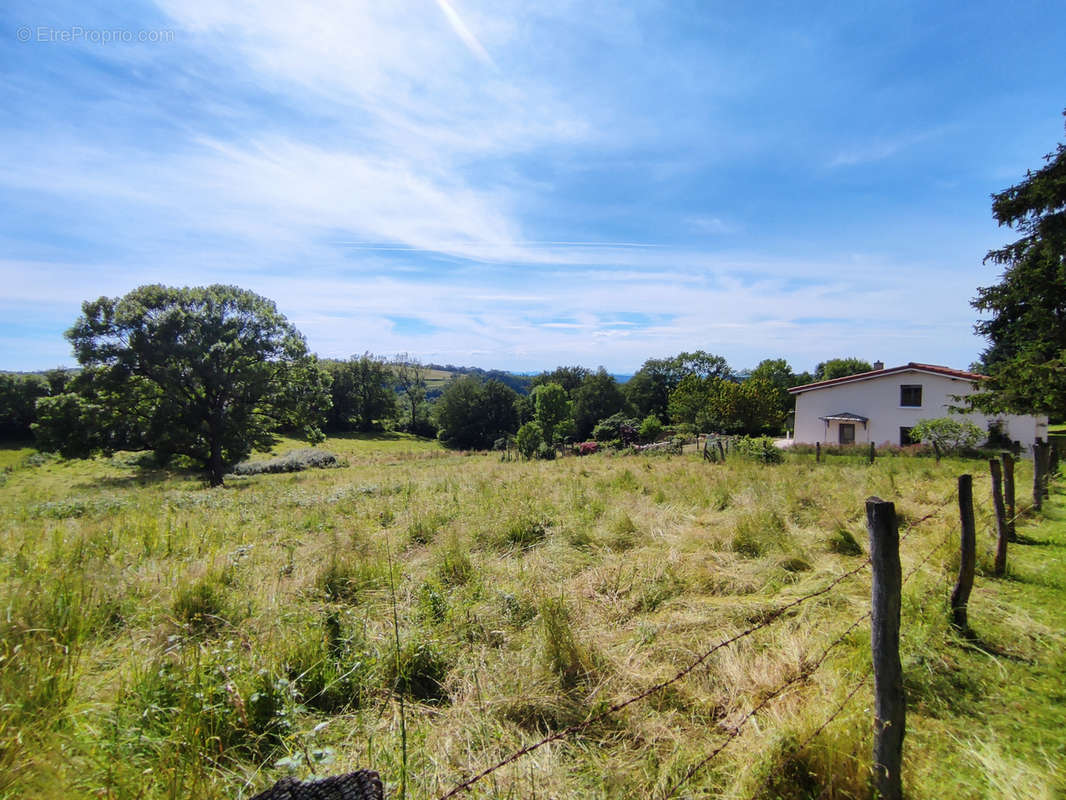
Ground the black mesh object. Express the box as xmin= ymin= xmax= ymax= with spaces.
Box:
xmin=248 ymin=771 xmax=384 ymax=800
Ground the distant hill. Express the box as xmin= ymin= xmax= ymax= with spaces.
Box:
xmin=422 ymin=364 xmax=533 ymax=397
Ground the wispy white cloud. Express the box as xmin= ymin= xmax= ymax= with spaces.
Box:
xmin=3 ymin=0 xmax=1032 ymax=374
xmin=828 ymin=127 xmax=944 ymax=168
xmin=685 ymin=215 xmax=737 ymax=234
xmin=434 ymin=0 xmax=497 ymax=68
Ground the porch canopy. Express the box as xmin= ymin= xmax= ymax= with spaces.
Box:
xmin=819 ymin=412 xmax=868 ymax=427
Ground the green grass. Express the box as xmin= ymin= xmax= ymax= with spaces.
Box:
xmin=0 ymin=437 xmax=1063 ymax=799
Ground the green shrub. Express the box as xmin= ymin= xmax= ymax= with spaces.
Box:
xmin=516 ymin=422 xmax=543 ymax=459
xmin=638 ymin=414 xmax=664 ymax=443
xmin=734 ymin=436 xmax=784 ymax=464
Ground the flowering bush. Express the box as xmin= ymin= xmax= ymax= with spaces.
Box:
xmin=578 ymin=441 xmax=599 ymax=455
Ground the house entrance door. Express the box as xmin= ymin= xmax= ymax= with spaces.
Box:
xmin=839 ymin=423 xmax=855 ymax=445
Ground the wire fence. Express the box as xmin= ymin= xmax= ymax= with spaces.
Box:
xmin=431 ymin=493 xmax=957 ymax=800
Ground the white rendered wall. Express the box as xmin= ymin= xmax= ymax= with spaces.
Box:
xmin=792 ymin=371 xmax=1047 ymax=449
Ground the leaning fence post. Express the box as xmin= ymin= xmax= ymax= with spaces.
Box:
xmin=867 ymin=497 xmax=904 ymax=800
xmin=816 ymin=442 xmax=821 ymax=463
xmin=950 ymin=475 xmax=976 ymax=633
xmin=1002 ymin=453 xmax=1016 ymax=542
xmin=990 ymin=460 xmax=1009 ymax=577
xmin=1033 ymin=439 xmax=1045 ymax=512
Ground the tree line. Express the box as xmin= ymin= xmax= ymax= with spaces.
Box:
xmin=6 ymin=112 xmax=1062 ymax=486
xmin=0 ymin=283 xmax=880 ymax=487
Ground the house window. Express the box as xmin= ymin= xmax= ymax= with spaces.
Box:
xmin=900 ymin=426 xmax=914 ymax=446
xmin=839 ymin=423 xmax=855 ymax=445
xmin=900 ymin=385 xmax=922 ymax=407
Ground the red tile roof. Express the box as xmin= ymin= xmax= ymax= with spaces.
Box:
xmin=788 ymin=362 xmax=986 ymax=394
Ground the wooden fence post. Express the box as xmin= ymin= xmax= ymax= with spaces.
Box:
xmin=950 ymin=475 xmax=976 ymax=633
xmin=1002 ymin=453 xmax=1016 ymax=542
xmin=718 ymin=440 xmax=726 ymax=462
xmin=990 ymin=460 xmax=1009 ymax=577
xmin=1033 ymin=439 xmax=1045 ymax=512
xmin=867 ymin=497 xmax=904 ymax=800
xmin=869 ymin=441 xmax=876 ymax=465
xmin=816 ymin=442 xmax=821 ymax=463
xmin=1042 ymin=440 xmax=1053 ymax=499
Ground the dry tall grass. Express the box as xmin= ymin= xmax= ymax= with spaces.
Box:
xmin=0 ymin=436 xmax=1062 ymax=799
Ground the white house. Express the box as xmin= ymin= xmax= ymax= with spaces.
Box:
xmin=788 ymin=362 xmax=1047 ymax=449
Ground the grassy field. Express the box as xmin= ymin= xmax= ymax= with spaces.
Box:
xmin=1 ymin=436 xmax=1063 ymax=799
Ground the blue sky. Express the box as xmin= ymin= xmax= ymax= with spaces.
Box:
xmin=2 ymin=1 xmax=1064 ymax=373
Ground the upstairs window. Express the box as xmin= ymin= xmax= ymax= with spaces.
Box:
xmin=900 ymin=385 xmax=922 ymax=407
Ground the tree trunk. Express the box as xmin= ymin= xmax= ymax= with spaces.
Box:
xmin=209 ymin=433 xmax=225 ymax=487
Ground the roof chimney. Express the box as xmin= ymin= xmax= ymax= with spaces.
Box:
xmin=873 ymin=360 xmax=884 ymax=371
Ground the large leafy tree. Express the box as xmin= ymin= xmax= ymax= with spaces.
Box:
xmin=531 ymin=365 xmax=591 ymax=395
xmin=391 ymin=354 xmax=431 ymax=433
xmin=625 ymin=351 xmax=732 ymax=419
xmin=668 ymin=375 xmax=785 ymax=434
xmin=532 ymin=382 xmax=574 ymax=445
xmin=972 ymin=112 xmax=1066 ymax=416
xmin=0 ymin=373 xmax=50 ymax=440
xmin=571 ymin=368 xmax=629 ymax=440
xmin=434 ymin=376 xmax=518 ymax=449
xmin=324 ymin=353 xmax=397 ymax=432
xmin=813 ymin=358 xmax=872 ymax=382
xmin=34 ymin=285 xmax=330 ymax=485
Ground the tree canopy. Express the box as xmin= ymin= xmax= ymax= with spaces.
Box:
xmin=434 ymin=376 xmax=518 ymax=450
xmin=532 ymin=382 xmax=573 ymax=445
xmin=667 ymin=374 xmax=786 ymax=435
xmin=323 ymin=354 xmax=397 ymax=432
xmin=571 ymin=368 xmax=629 ymax=440
xmin=34 ymin=285 xmax=330 ymax=485
xmin=624 ymin=351 xmax=733 ymax=420
xmin=813 ymin=358 xmax=873 ymax=382
xmin=971 ymin=111 xmax=1066 ymax=417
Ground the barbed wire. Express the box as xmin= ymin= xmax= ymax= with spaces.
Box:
xmin=898 ymin=493 xmax=956 ymax=544
xmin=433 ymin=558 xmax=875 ymax=798
xmin=660 ymin=609 xmax=871 ymax=799
xmin=744 ymin=667 xmax=872 ymax=800
xmin=903 ymin=534 xmax=953 ymax=584
xmin=433 ymin=491 xmax=953 ymax=799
